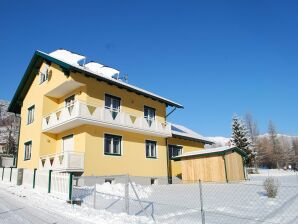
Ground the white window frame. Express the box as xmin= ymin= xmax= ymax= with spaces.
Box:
xmin=27 ymin=105 xmax=35 ymax=125
xmin=24 ymin=141 xmax=32 ymax=161
xmin=104 ymin=133 xmax=122 ymax=156
xmin=40 ymin=64 xmax=49 ymax=84
xmin=144 ymin=106 xmax=156 ymax=126
xmin=168 ymin=144 xmax=183 ymax=159
xmin=146 ymin=140 xmax=157 ymax=159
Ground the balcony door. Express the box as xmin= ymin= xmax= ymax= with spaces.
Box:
xmin=62 ymin=135 xmax=73 ymax=152
xmin=105 ymin=94 xmax=121 ymax=120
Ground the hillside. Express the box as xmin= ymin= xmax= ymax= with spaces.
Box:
xmin=0 ymin=100 xmax=19 ymax=149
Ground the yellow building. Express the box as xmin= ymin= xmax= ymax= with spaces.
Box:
xmin=8 ymin=49 xmax=213 ymax=184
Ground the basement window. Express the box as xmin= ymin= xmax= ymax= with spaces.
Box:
xmin=151 ymin=178 xmax=158 ymax=185
xmin=105 ymin=178 xmax=115 ymax=184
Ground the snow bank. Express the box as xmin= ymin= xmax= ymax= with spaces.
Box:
xmin=252 ymin=169 xmax=298 ymax=177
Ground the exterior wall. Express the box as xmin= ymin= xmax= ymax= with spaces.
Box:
xmin=181 ymin=155 xmax=226 ymax=182
xmin=225 ymin=152 xmax=245 ymax=181
xmin=181 ymin=152 xmax=245 ymax=182
xmin=167 ymin=137 xmax=204 ymax=178
xmin=18 ymin=63 xmax=71 ymax=169
xmin=83 ymin=125 xmax=168 ymax=177
xmin=17 ymin=60 xmax=168 ymax=178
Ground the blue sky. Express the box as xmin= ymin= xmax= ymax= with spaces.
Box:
xmin=1 ymin=0 xmax=297 ymax=137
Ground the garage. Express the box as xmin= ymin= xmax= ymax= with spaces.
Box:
xmin=174 ymin=146 xmax=248 ymax=183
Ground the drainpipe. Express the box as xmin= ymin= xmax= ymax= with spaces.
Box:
xmin=165 ymin=138 xmax=172 ymax=184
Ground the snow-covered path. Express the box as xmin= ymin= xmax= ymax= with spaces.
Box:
xmin=0 ymin=187 xmax=79 ymax=224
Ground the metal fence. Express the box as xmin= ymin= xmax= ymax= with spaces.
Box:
xmin=71 ymin=173 xmax=298 ymax=224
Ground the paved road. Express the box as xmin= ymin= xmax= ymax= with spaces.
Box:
xmin=0 ymin=188 xmax=80 ymax=224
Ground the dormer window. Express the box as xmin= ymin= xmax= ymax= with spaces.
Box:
xmin=144 ymin=106 xmax=155 ymax=127
xmin=40 ymin=63 xmax=49 ymax=84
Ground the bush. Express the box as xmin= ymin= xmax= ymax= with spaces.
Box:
xmin=263 ymin=177 xmax=279 ymax=198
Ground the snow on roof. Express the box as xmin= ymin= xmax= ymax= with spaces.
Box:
xmin=174 ymin=146 xmax=247 ymax=159
xmin=49 ymin=49 xmax=86 ymax=65
xmin=171 ymin=123 xmax=213 ymax=144
xmin=40 ymin=50 xmax=183 ymax=108
xmin=84 ymin=62 xmax=119 ymax=78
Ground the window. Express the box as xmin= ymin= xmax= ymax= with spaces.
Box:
xmin=105 ymin=94 xmax=121 ymax=120
xmin=169 ymin=145 xmax=183 ymax=159
xmin=24 ymin=141 xmax=32 ymax=160
xmin=144 ymin=106 xmax=155 ymax=127
xmin=146 ymin=140 xmax=157 ymax=158
xmin=40 ymin=64 xmax=49 ymax=84
xmin=65 ymin=95 xmax=75 ymax=114
xmin=104 ymin=134 xmax=122 ymax=156
xmin=27 ymin=105 xmax=35 ymax=124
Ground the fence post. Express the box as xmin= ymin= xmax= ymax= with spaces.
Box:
xmin=10 ymin=167 xmax=13 ymax=182
xmin=68 ymin=172 xmax=73 ymax=202
xmin=33 ymin=168 xmax=37 ymax=188
xmin=199 ymin=180 xmax=205 ymax=224
xmin=124 ymin=174 xmax=130 ymax=214
xmin=93 ymin=183 xmax=96 ymax=209
xmin=48 ymin=170 xmax=52 ymax=193
xmin=2 ymin=168 xmax=4 ymax=180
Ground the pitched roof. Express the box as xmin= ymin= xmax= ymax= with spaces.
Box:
xmin=171 ymin=123 xmax=214 ymax=144
xmin=8 ymin=49 xmax=183 ymax=113
xmin=173 ymin=146 xmax=248 ymax=160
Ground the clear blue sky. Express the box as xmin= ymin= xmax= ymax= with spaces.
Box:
xmin=1 ymin=0 xmax=297 ymax=137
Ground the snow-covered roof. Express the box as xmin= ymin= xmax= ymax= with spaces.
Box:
xmin=39 ymin=49 xmax=183 ymax=108
xmin=174 ymin=146 xmax=247 ymax=159
xmin=171 ymin=123 xmax=214 ymax=144
xmin=49 ymin=49 xmax=86 ymax=65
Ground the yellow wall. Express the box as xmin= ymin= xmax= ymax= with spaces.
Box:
xmin=167 ymin=137 xmax=204 ymax=178
xmin=17 ymin=60 xmax=169 ymax=177
xmin=18 ymin=63 xmax=71 ymax=169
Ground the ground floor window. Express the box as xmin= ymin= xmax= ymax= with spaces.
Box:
xmin=104 ymin=134 xmax=122 ymax=156
xmin=24 ymin=141 xmax=32 ymax=160
xmin=169 ymin=145 xmax=183 ymax=159
xmin=146 ymin=140 xmax=157 ymax=158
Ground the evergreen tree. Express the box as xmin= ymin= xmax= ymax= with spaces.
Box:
xmin=231 ymin=114 xmax=253 ymax=165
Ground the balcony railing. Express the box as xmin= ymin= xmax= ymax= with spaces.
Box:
xmin=39 ymin=151 xmax=84 ymax=172
xmin=42 ymin=100 xmax=171 ymax=137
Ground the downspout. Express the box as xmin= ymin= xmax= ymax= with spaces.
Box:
xmin=165 ymin=138 xmax=172 ymax=184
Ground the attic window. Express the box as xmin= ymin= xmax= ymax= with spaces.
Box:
xmin=40 ymin=64 xmax=49 ymax=84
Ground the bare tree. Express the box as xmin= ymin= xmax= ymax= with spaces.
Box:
xmin=267 ymin=121 xmax=283 ymax=169
xmin=245 ymin=112 xmax=259 ymax=168
xmin=292 ymin=138 xmax=298 ymax=170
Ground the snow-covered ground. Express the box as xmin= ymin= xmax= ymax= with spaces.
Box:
xmin=0 ymin=169 xmax=297 ymax=224
xmin=0 ymin=182 xmax=154 ymax=224
xmin=74 ymin=170 xmax=298 ymax=224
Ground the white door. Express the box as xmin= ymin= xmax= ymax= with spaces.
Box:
xmin=62 ymin=135 xmax=73 ymax=152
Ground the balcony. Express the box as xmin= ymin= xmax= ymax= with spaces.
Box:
xmin=42 ymin=100 xmax=171 ymax=137
xmin=39 ymin=151 xmax=84 ymax=172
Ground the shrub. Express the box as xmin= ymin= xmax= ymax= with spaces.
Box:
xmin=263 ymin=177 xmax=279 ymax=198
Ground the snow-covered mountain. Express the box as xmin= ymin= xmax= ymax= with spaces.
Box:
xmin=206 ymin=136 xmax=230 ymax=147
xmin=206 ymin=134 xmax=298 ymax=148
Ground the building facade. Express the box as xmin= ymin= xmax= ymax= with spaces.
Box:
xmin=9 ymin=49 xmax=213 ymax=183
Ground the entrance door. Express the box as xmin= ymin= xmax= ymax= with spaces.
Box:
xmin=62 ymin=135 xmax=73 ymax=152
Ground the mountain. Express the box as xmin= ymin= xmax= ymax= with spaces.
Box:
xmin=0 ymin=100 xmax=20 ymax=150
xmin=206 ymin=134 xmax=298 ymax=149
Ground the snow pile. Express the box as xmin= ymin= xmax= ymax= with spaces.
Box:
xmin=49 ymin=49 xmax=86 ymax=65
xmin=85 ymin=62 xmax=120 ymax=78
xmin=0 ymin=182 xmax=154 ymax=224
xmin=252 ymin=169 xmax=298 ymax=177
xmin=96 ymin=182 xmax=152 ymax=200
